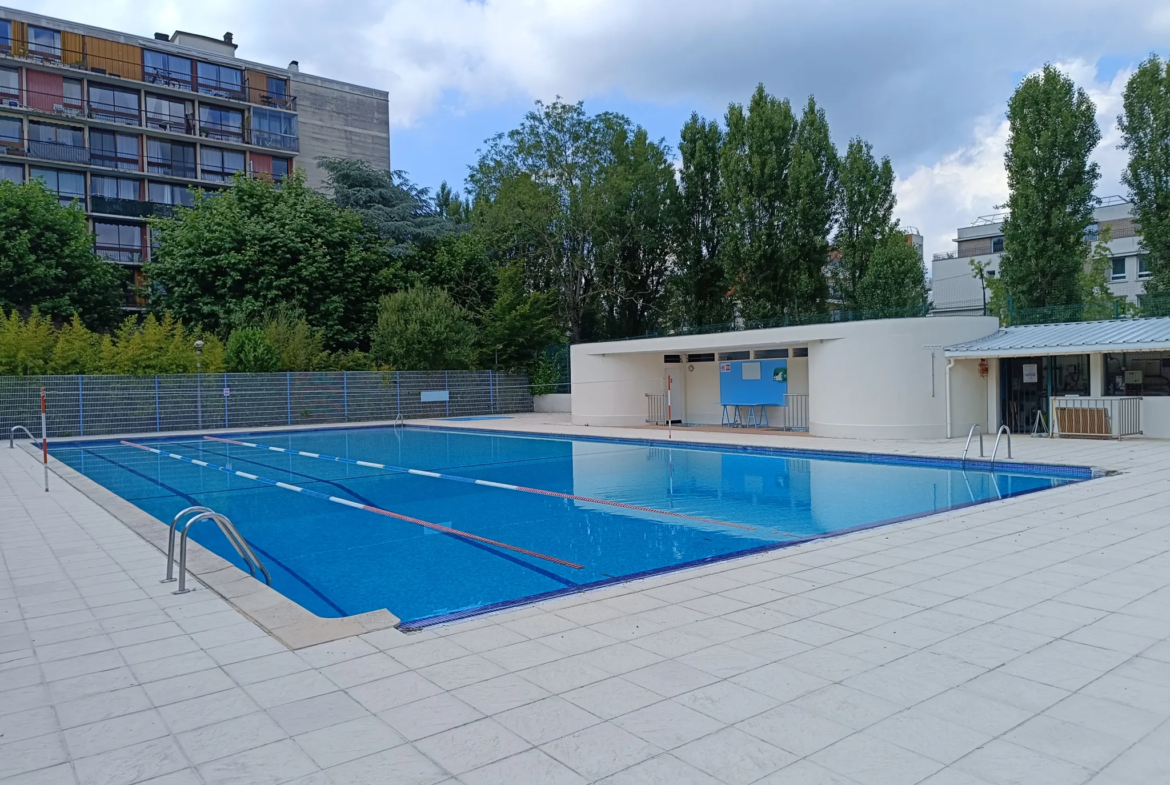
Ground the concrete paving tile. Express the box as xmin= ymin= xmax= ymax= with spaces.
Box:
xmin=348 ymin=671 xmax=444 ymax=714
xmin=597 ymin=753 xmax=722 ymax=785
xmin=413 ymin=718 xmax=530 ymax=775
xmin=63 ymin=709 xmax=169 ymax=759
xmin=495 ymin=696 xmax=602 ymax=746
xmin=561 ymin=677 xmax=664 ymax=720
xmin=674 ymin=680 xmax=779 ymax=724
xmin=322 ymin=744 xmax=450 ymax=785
xmin=176 ymin=711 xmax=287 ymax=765
xmin=737 ymin=704 xmax=855 ymax=757
xmin=809 ymin=732 xmax=944 ymax=785
xmin=460 ymin=749 xmax=586 ymax=785
xmin=293 ymin=716 xmax=405 ymax=768
xmin=866 ymin=709 xmax=991 ymax=764
xmin=379 ymin=692 xmax=484 ymax=741
xmin=611 ymin=700 xmax=723 ymax=750
xmin=196 ymin=738 xmax=318 ymax=785
xmin=1002 ymin=715 xmax=1132 ymax=771
xmin=953 ymin=739 xmax=1093 ymax=785
xmin=74 ymin=736 xmax=189 ymax=785
xmin=318 ymin=652 xmax=406 ymax=690
xmin=266 ymin=691 xmax=368 ymax=736
xmin=0 ymin=732 xmax=69 ymax=780
xmin=452 ymin=673 xmax=552 ymax=715
xmin=730 ymin=662 xmax=833 ymax=703
xmin=673 ymin=727 xmax=796 ymax=785
xmin=542 ymin=722 xmax=662 ymax=781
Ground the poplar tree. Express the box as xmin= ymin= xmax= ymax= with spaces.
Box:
xmin=999 ymin=65 xmax=1101 ymax=309
xmin=833 ymin=138 xmax=897 ymax=310
xmin=672 ymin=113 xmax=730 ymax=327
xmin=1118 ymin=55 xmax=1170 ymax=309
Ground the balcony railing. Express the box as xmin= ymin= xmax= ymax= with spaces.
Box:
xmin=96 ymin=244 xmax=144 ymax=264
xmin=1 ymin=43 xmax=296 ymax=111
xmin=146 ymin=159 xmax=198 ymax=179
xmin=27 ymin=138 xmax=90 ymax=164
xmin=90 ymin=195 xmax=176 ymax=219
xmin=250 ymin=129 xmax=299 ymax=152
xmin=1053 ymin=396 xmax=1141 ymax=439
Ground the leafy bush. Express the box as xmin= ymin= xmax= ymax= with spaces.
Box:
xmin=369 ymin=286 xmax=476 ymax=370
xmin=225 ymin=328 xmax=280 ymax=373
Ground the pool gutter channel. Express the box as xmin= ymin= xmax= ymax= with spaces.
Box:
xmin=19 ymin=441 xmax=401 ymax=649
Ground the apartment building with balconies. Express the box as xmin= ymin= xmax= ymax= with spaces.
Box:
xmin=930 ymin=197 xmax=1149 ymax=316
xmin=0 ymin=8 xmax=390 ymax=307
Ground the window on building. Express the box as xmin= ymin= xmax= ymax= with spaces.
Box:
xmin=28 ymin=121 xmax=82 ymax=146
xmin=1050 ymin=354 xmax=1090 ymax=396
xmin=0 ymin=115 xmax=20 ymax=145
xmin=793 ymin=347 xmax=809 ymax=357
xmin=1105 ymin=352 xmax=1170 ymax=396
xmin=198 ymin=104 xmax=243 ymax=142
xmin=687 ymin=353 xmax=715 ymax=363
xmin=0 ymin=162 xmax=23 ymax=183
xmin=88 ymin=84 xmax=141 ymax=126
xmin=27 ymin=121 xmax=85 ymax=163
xmin=1111 ymin=257 xmax=1127 ymax=281
xmin=62 ymin=79 xmax=82 ymax=109
xmin=148 ymin=181 xmax=195 ymax=207
xmin=754 ymin=349 xmax=789 ymax=359
xmin=28 ymin=26 xmax=61 ymax=58
xmin=718 ymin=351 xmax=751 ymax=361
xmin=0 ymin=20 xmax=11 ymax=51
xmin=199 ymin=146 xmax=243 ymax=182
xmin=1139 ymin=255 xmax=1150 ymax=279
xmin=250 ymin=107 xmax=298 ymax=151
xmin=195 ymin=62 xmax=242 ymax=98
xmin=30 ymin=167 xmax=85 ymax=206
xmin=271 ymin=157 xmax=290 ymax=181
xmin=91 ymin=176 xmax=140 ymax=201
xmin=146 ymin=138 xmax=196 ymax=178
xmin=991 ymin=236 xmax=1004 ymax=254
xmin=266 ymin=75 xmax=288 ymax=103
xmin=94 ymin=222 xmax=142 ymax=263
xmin=0 ymin=67 xmax=20 ymax=99
xmin=143 ymin=50 xmax=192 ymax=89
xmin=145 ymin=95 xmax=193 ymax=133
xmin=91 ymin=130 xmax=140 ymax=171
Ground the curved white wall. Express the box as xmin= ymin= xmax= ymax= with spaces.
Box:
xmin=807 ymin=317 xmax=998 ymax=439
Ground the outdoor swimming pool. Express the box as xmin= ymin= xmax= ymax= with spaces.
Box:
xmin=49 ymin=426 xmax=1089 ymax=627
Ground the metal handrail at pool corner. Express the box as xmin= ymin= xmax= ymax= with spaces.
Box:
xmin=962 ymin=424 xmax=984 ymax=464
xmin=990 ymin=425 xmax=1012 ymax=464
xmin=165 ymin=507 xmax=270 ymax=594
xmin=9 ymin=425 xmax=36 ymax=449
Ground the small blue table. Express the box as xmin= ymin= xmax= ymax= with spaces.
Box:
xmin=720 ymin=402 xmax=781 ymax=428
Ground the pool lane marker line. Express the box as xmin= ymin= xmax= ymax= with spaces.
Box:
xmin=119 ymin=440 xmax=583 ymax=570
xmin=202 ymin=435 xmax=756 ymax=532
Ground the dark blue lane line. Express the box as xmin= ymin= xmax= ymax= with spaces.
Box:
xmin=77 ymin=447 xmax=350 ymax=616
xmin=197 ymin=445 xmax=580 ymax=588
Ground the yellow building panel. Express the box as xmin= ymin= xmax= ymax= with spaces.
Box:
xmin=10 ymin=21 xmax=26 ymax=55
xmin=61 ymin=31 xmax=83 ymax=67
xmin=83 ymin=36 xmax=142 ymax=81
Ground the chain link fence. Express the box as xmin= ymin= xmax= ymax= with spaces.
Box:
xmin=1 ymin=371 xmax=532 ymax=439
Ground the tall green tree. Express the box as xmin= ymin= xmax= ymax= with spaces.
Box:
xmin=833 ymin=138 xmax=897 ymax=310
xmin=476 ymin=265 xmax=563 ymax=371
xmin=370 ymin=286 xmax=476 ymax=370
xmin=594 ymin=124 xmax=678 ymax=338
xmin=1118 ymin=55 xmax=1170 ymax=308
xmin=999 ymin=64 xmax=1101 ymax=308
xmin=147 ymin=172 xmax=385 ymax=349
xmin=855 ymin=229 xmax=928 ymax=313
xmin=719 ymin=85 xmax=798 ymax=320
xmin=0 ymin=179 xmax=124 ymax=330
xmin=470 ymin=99 xmax=671 ymax=341
xmin=671 ymin=113 xmax=730 ymax=328
xmin=780 ymin=96 xmax=838 ymax=313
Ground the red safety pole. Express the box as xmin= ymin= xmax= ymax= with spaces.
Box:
xmin=40 ymin=387 xmax=48 ymax=492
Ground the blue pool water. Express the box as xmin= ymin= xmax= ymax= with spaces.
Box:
xmin=50 ymin=427 xmax=1086 ymax=626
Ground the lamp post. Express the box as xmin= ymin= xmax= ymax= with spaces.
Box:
xmin=194 ymin=340 xmax=204 ymax=430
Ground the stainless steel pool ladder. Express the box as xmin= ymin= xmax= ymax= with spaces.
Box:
xmin=961 ymin=425 xmax=984 ymax=465
xmin=9 ymin=425 xmax=35 ymax=448
xmin=163 ymin=506 xmax=271 ymax=595
xmin=990 ymin=424 xmax=1012 ymax=464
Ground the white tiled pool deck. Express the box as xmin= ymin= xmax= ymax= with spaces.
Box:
xmin=3 ymin=416 xmax=1169 ymax=785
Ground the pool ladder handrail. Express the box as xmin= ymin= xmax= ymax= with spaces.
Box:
xmin=163 ymin=506 xmax=270 ymax=595
xmin=990 ymin=424 xmax=1012 ymax=464
xmin=9 ymin=425 xmax=36 ymax=449
xmin=961 ymin=424 xmax=984 ymax=465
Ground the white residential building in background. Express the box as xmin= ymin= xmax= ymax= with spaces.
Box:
xmin=930 ymin=196 xmax=1149 ymax=316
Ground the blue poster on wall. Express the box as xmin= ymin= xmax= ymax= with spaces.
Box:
xmin=720 ymin=360 xmax=788 ymax=405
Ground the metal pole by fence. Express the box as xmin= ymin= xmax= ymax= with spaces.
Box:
xmin=39 ymin=388 xmax=48 ymax=492
xmin=286 ymin=372 xmax=292 ymax=425
xmin=343 ymin=371 xmax=348 ymax=422
xmin=77 ymin=376 xmax=84 ymax=437
xmin=223 ymin=372 xmax=229 ymax=427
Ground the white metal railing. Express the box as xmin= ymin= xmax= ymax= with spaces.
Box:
xmin=780 ymin=394 xmax=809 ymax=431
xmin=645 ymin=393 xmax=667 ymax=425
xmin=1052 ymin=397 xmax=1142 ymax=439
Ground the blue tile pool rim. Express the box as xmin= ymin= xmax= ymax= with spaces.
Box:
xmin=47 ymin=423 xmax=1097 ymax=481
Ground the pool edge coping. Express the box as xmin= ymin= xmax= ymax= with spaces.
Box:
xmin=19 ymin=441 xmax=403 ymax=650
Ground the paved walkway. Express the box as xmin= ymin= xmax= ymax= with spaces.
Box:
xmin=2 ymin=421 xmax=1169 ymax=784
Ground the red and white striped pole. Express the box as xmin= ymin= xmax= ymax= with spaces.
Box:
xmin=40 ymin=387 xmax=48 ymax=492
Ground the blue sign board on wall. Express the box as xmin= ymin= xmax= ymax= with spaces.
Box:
xmin=720 ymin=360 xmax=788 ymax=405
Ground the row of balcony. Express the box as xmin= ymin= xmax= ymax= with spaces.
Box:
xmin=0 ymin=89 xmax=299 ymax=151
xmin=0 ymin=41 xmax=296 ymax=111
xmin=933 ymin=226 xmax=1141 ymax=261
xmin=1 ymin=136 xmax=286 ymax=180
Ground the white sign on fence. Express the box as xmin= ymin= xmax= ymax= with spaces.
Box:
xmin=420 ymin=390 xmax=450 ymax=403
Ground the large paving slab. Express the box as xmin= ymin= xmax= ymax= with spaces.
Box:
xmin=2 ymin=417 xmax=1169 ymax=784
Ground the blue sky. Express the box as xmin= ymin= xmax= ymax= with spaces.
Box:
xmin=14 ymin=0 xmax=1170 ymax=258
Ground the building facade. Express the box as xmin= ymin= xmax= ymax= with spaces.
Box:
xmin=0 ymin=8 xmax=390 ymax=307
xmin=931 ymin=197 xmax=1148 ymax=316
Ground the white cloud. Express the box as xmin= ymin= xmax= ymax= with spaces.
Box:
xmin=897 ymin=59 xmax=1136 ymax=266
